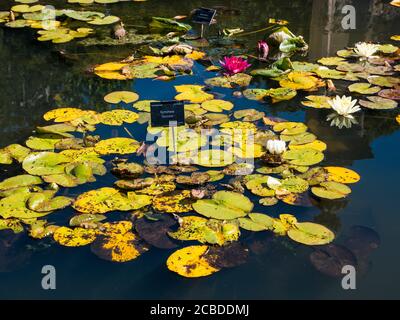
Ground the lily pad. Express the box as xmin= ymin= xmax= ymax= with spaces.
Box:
xmin=312 ymin=181 xmax=351 ymax=199
xmin=166 ymin=245 xmax=220 ymax=278
xmin=287 ymin=222 xmax=335 ymax=245
xmin=175 ymin=85 xmax=214 ymax=103
xmin=348 ymin=83 xmax=381 ymax=94
xmin=359 ymin=96 xmax=398 ymax=110
xmin=204 ymin=73 xmax=252 ymax=88
xmin=283 ymin=148 xmax=324 ymax=166
xmin=53 ymin=227 xmax=97 ymax=247
xmin=91 ymin=221 xmax=149 ymax=262
xmin=193 ymin=191 xmax=253 ymax=220
xmin=301 ymin=95 xmax=331 ymax=109
xmin=104 ymin=91 xmax=139 ymax=104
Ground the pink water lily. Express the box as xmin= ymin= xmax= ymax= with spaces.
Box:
xmin=219 ymin=56 xmax=251 ymax=76
xmin=257 ymin=40 xmax=269 ymax=60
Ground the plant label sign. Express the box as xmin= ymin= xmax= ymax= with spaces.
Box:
xmin=192 ymin=7 xmax=216 ymax=25
xmin=150 ymin=101 xmax=185 ymax=127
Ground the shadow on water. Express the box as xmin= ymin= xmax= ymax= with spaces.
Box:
xmin=0 ymin=0 xmax=399 ymax=299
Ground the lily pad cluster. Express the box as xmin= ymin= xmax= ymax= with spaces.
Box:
xmin=0 ymin=4 xmax=123 ymax=43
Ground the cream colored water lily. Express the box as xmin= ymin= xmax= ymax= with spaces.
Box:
xmin=354 ymin=42 xmax=379 ymax=58
xmin=328 ymin=96 xmax=361 ymax=119
xmin=266 ymin=140 xmax=286 ymax=154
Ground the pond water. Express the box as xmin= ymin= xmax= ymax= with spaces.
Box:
xmin=0 ymin=0 xmax=399 ymax=299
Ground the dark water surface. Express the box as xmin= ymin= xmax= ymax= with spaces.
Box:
xmin=0 ymin=0 xmax=399 ymax=299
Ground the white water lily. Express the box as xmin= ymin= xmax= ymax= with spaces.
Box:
xmin=266 ymin=140 xmax=286 ymax=154
xmin=354 ymin=42 xmax=379 ymax=58
xmin=328 ymin=95 xmax=361 ymax=119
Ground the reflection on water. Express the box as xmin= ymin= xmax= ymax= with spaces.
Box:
xmin=0 ymin=0 xmax=399 ymax=299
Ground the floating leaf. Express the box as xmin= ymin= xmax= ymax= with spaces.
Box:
xmin=103 ymin=91 xmax=139 ymax=104
xmin=325 ymin=167 xmax=360 ymax=184
xmin=168 ymin=216 xmax=240 ymax=245
xmin=53 ymin=227 xmax=97 ymax=247
xmin=22 ymin=152 xmax=71 ymax=176
xmin=73 ymin=187 xmax=151 ymax=214
xmin=166 ymin=245 xmax=220 ymax=278
xmin=175 ymin=85 xmax=214 ymax=103
xmin=133 ymin=100 xmax=158 ymax=112
xmin=318 ymin=57 xmax=346 ymax=66
xmin=289 ymin=140 xmax=327 ymax=152
xmin=87 ymin=15 xmax=120 ymax=25
xmin=283 ymin=148 xmax=324 ymax=166
xmin=91 ymin=221 xmax=148 ymax=262
xmin=315 ymin=68 xmax=345 ymax=79
xmin=378 ymin=88 xmax=400 ymax=100
xmin=205 ymin=73 xmax=252 ymax=88
xmin=152 ymin=190 xmax=192 ymax=213
xmin=301 ymin=95 xmax=331 ymax=109
xmin=287 ymin=222 xmax=335 ymax=245
xmin=312 ymin=181 xmax=351 ymax=199
xmin=242 ymin=89 xmax=269 ymax=101
xmin=193 ymin=191 xmax=253 ymax=220
xmin=43 ymin=108 xmax=96 ymax=123
xmin=280 ymin=72 xmax=321 ymax=90
xmin=245 ymin=175 xmax=275 ymax=197
xmin=99 ymin=110 xmax=139 ymax=125
xmin=273 ymin=122 xmax=308 ymax=135
xmin=378 ymin=44 xmax=399 ymax=54
xmin=201 ymin=99 xmax=233 ymax=112
xmin=265 ymin=87 xmax=297 ymax=103
xmin=204 ymin=242 xmax=249 ymax=268
xmin=259 ymin=197 xmax=279 ymax=206
xmin=94 ymin=138 xmax=140 ymax=155
xmin=150 ymin=17 xmax=191 ymax=32
xmin=367 ymin=76 xmax=400 ymax=88
xmin=359 ymin=96 xmax=398 ymax=110
xmin=234 ymin=109 xmax=265 ymax=122
xmin=70 ymin=214 xmax=106 ymax=227
xmin=0 ymin=175 xmax=42 ymax=191
xmin=27 ymin=191 xmax=73 ymax=212
xmin=348 ymin=83 xmax=381 ymax=94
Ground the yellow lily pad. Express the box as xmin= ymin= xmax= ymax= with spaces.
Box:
xmin=53 ymin=226 xmax=97 ymax=247
xmin=166 ymin=245 xmax=220 ymax=278
xmin=103 ymin=91 xmax=139 ymax=104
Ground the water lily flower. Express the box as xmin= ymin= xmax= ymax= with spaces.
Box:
xmin=266 ymin=139 xmax=287 ymax=154
xmin=220 ymin=56 xmax=251 ymax=76
xmin=328 ymin=95 xmax=361 ymax=119
xmin=354 ymin=42 xmax=379 ymax=59
xmin=257 ymin=40 xmax=269 ymax=60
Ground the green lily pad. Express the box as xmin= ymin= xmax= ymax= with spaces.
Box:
xmin=348 ymin=83 xmax=381 ymax=94
xmin=273 ymin=122 xmax=308 ymax=135
xmin=315 ymin=68 xmax=345 ymax=79
xmin=22 ymin=152 xmax=71 ymax=176
xmin=0 ymin=175 xmax=42 ymax=191
xmin=87 ymin=15 xmax=120 ymax=25
xmin=149 ymin=17 xmax=191 ymax=32
xmin=378 ymin=44 xmax=399 ymax=54
xmin=205 ymin=73 xmax=252 ymax=88
xmin=265 ymin=87 xmax=297 ymax=103
xmin=287 ymin=222 xmax=335 ymax=245
xmin=367 ymin=76 xmax=400 ymax=88
xmin=318 ymin=57 xmax=346 ymax=66
xmin=311 ymin=181 xmax=351 ymax=199
xmin=283 ymin=148 xmax=324 ymax=166
xmin=359 ymin=96 xmax=398 ymax=110
xmin=234 ymin=109 xmax=265 ymax=122
xmin=25 ymin=134 xmax=63 ymax=151
xmin=192 ymin=191 xmax=253 ymax=220
xmin=243 ymin=89 xmax=269 ymax=101
xmin=301 ymin=95 xmax=331 ymax=109
xmin=27 ymin=191 xmax=73 ymax=212
xmin=281 ymin=132 xmax=316 ymax=146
